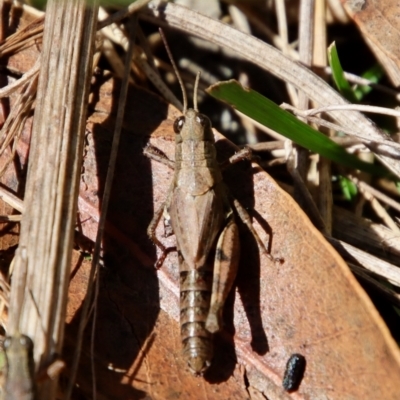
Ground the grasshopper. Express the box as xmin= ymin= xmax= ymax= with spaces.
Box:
xmin=1 ymin=248 xmax=64 ymax=398
xmin=2 ymin=247 xmax=36 ymax=400
xmin=146 ymin=34 xmax=275 ymax=375
xmin=3 ymin=333 xmax=35 ymax=400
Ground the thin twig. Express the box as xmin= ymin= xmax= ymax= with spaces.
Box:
xmin=306 ymin=103 xmax=400 ymax=118
xmin=274 ymin=0 xmax=298 ymax=105
xmin=0 ymin=58 xmax=40 ymax=99
xmin=0 ymin=186 xmax=24 ymax=212
xmin=97 ymin=0 xmax=151 ymax=30
xmin=280 ymin=102 xmax=400 ymax=159
xmin=66 ymin=16 xmax=138 ymax=400
xmin=349 ymin=262 xmax=400 ymax=309
xmin=348 ymin=175 xmax=400 ymax=214
xmin=347 ymin=175 xmax=400 ymax=234
xmin=323 ymin=67 xmax=400 ymax=101
xmin=326 ymin=236 xmax=400 ymax=287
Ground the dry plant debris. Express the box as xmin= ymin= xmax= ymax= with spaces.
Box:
xmin=0 ymin=0 xmax=398 ymax=399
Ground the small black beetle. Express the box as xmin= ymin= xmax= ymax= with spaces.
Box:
xmin=282 ymin=353 xmax=306 ymax=392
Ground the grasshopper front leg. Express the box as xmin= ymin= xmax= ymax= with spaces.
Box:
xmin=147 ymin=202 xmax=177 ymax=269
xmin=145 ymin=146 xmax=177 ymax=268
xmin=206 ymin=213 xmax=240 ymax=334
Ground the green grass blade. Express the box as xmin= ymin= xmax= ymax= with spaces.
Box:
xmin=206 ymin=80 xmax=389 ymax=177
xmin=328 ymin=42 xmax=359 ymax=103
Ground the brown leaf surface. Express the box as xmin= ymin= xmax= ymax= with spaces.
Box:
xmin=341 ymin=0 xmax=400 ymax=86
xmin=60 ymin=73 xmax=400 ymax=399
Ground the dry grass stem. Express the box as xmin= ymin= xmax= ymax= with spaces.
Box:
xmin=275 ymin=0 xmax=298 ymax=105
xmin=306 ymin=103 xmax=400 ymax=118
xmin=0 ymin=59 xmax=40 ymax=98
xmin=349 ymin=263 xmax=400 ymax=308
xmin=6 ymin=1 xmax=99 ymax=398
xmin=323 ymin=67 xmax=400 ymax=100
xmin=328 ymin=237 xmax=400 ymax=287
xmin=0 ymin=186 xmax=23 ymax=213
xmin=0 ymin=15 xmax=44 ymax=57
xmin=97 ymin=0 xmax=152 ymax=30
xmin=281 ymin=102 xmax=400 ymax=158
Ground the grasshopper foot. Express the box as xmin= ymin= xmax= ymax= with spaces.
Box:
xmin=205 ymin=307 xmax=223 ymax=334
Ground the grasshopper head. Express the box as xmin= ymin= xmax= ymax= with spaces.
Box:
xmin=3 ymin=334 xmax=34 ymax=354
xmin=173 ymin=109 xmax=214 ymax=143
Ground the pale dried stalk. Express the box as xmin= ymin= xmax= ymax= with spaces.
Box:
xmin=312 ymin=0 xmax=332 ymax=235
xmin=274 ymin=0 xmax=298 ymax=105
xmin=97 ymin=0 xmax=151 ymax=30
xmin=327 ymin=237 xmax=400 ymax=288
xmin=349 ymin=176 xmax=400 ymax=214
xmin=323 ymin=68 xmax=400 ymax=100
xmin=351 ymin=181 xmax=400 ymax=234
xmin=7 ymin=1 xmax=98 ymax=399
xmin=0 ymin=73 xmax=38 ymax=178
xmin=0 ymin=14 xmax=44 ymax=57
xmin=307 ymin=104 xmax=400 ymax=118
xmin=0 ymin=186 xmax=24 ymax=213
xmin=278 ymin=179 xmax=400 ymax=265
xmin=295 ymin=0 xmax=327 ymax=235
xmin=348 ymin=263 xmax=400 ymax=308
xmin=281 ymin=103 xmax=400 ymax=158
xmin=0 ymin=59 xmax=40 ymax=99
xmin=333 ymin=206 xmax=400 ymax=261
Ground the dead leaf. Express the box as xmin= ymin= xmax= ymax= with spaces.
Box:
xmin=64 ymin=74 xmax=400 ymax=399
xmin=341 ymin=0 xmax=400 ymax=86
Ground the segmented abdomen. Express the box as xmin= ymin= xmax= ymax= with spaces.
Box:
xmin=180 ymin=263 xmax=213 ymax=375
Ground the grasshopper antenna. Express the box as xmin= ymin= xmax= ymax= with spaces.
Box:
xmin=193 ymin=71 xmax=201 ymax=112
xmin=159 ymin=28 xmax=187 ymax=113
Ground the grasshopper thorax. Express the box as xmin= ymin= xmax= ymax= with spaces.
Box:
xmin=173 ymin=109 xmax=215 ymax=143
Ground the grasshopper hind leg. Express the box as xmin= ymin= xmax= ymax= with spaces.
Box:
xmin=206 ymin=215 xmax=240 ymax=334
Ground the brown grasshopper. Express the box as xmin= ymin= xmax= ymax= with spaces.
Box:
xmin=145 ymin=31 xmax=275 ymax=375
xmin=2 ymin=248 xmax=65 ymax=398
xmin=2 ymin=247 xmax=36 ymax=400
xmin=3 ymin=333 xmax=35 ymax=400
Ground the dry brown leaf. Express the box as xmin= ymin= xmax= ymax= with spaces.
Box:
xmin=341 ymin=0 xmax=400 ymax=86
xmin=60 ymin=74 xmax=400 ymax=399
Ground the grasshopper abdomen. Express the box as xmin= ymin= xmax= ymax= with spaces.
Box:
xmin=179 ymin=265 xmax=214 ymax=373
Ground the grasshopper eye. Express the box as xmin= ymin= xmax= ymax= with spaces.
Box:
xmin=3 ymin=337 xmax=10 ymax=349
xmin=174 ymin=116 xmax=185 ymax=133
xmin=19 ymin=335 xmax=33 ymax=349
xmin=196 ymin=114 xmax=211 ymax=128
